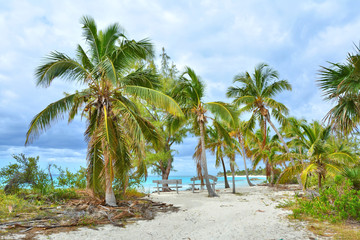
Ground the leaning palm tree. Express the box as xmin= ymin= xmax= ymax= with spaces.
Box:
xmin=174 ymin=67 xmax=236 ymax=197
xmin=25 ymin=16 xmax=183 ymax=206
xmin=318 ymin=44 xmax=360 ymax=135
xmin=226 ymin=63 xmax=303 ymax=187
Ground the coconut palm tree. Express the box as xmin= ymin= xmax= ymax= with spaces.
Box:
xmin=174 ymin=67 xmax=236 ymax=197
xmin=226 ymin=63 xmax=303 ymax=187
xmin=278 ymin=121 xmax=355 ymax=189
xmin=25 ymin=16 xmax=183 ymax=206
xmin=207 ymin=126 xmax=230 ymax=188
xmin=318 ymin=44 xmax=360 ymax=135
xmin=229 ymin=119 xmax=255 ymax=186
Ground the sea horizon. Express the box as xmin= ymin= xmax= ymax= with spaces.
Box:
xmin=138 ymin=175 xmax=267 ymax=193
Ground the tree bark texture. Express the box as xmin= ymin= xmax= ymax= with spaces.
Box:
xmin=199 ymin=117 xmax=218 ymax=197
xmin=230 ymin=157 xmax=236 ymax=193
xmin=239 ymin=136 xmax=255 ymax=187
xmin=220 ymin=157 xmax=230 ymax=188
xmin=103 ymin=146 xmax=117 ymax=206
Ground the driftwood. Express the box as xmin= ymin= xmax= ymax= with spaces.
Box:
xmin=0 ymin=198 xmax=179 ymax=239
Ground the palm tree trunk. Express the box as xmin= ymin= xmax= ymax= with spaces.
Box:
xmin=161 ymin=144 xmax=173 ymax=191
xmin=199 ymin=118 xmax=218 ymax=197
xmin=220 ymin=156 xmax=230 ymax=188
xmin=103 ymin=146 xmax=117 ymax=206
xmin=270 ymin=166 xmax=275 ymax=186
xmin=230 ymin=156 xmax=236 ymax=193
xmin=318 ymin=174 xmax=322 ymax=189
xmin=266 ymin=115 xmax=303 ymax=189
xmin=238 ymin=136 xmax=255 ymax=186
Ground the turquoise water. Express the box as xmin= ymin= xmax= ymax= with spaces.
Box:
xmin=138 ymin=175 xmax=266 ymax=193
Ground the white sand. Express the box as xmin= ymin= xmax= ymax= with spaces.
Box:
xmin=33 ymin=186 xmax=321 ymax=240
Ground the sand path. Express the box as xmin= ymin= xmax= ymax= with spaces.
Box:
xmin=35 ymin=186 xmax=320 ymax=240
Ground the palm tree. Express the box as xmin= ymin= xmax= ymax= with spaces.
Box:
xmin=318 ymin=44 xmax=360 ymax=135
xmin=278 ymin=121 xmax=355 ymax=189
xmin=275 ymin=117 xmax=308 ymax=182
xmin=207 ymin=126 xmax=230 ymax=188
xmin=224 ymin=143 xmax=238 ymax=193
xmin=25 ymin=16 xmax=183 ymax=206
xmin=174 ymin=67 xmax=236 ymax=197
xmin=249 ymin=128 xmax=282 ymax=185
xmin=229 ymin=119 xmax=255 ymax=186
xmin=226 ymin=63 xmax=303 ymax=187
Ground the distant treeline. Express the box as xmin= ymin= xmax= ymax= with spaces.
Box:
xmin=217 ymin=167 xmax=266 ymax=177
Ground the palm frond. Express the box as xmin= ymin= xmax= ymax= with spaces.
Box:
xmin=25 ymin=92 xmax=79 ymax=145
xmin=124 ymin=85 xmax=184 ymax=117
xmin=205 ymin=101 xmax=237 ymax=126
xmin=35 ymin=51 xmax=89 ymax=87
xmin=80 ymin=16 xmax=102 ymax=63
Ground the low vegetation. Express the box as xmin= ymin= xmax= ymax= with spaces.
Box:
xmin=278 ymin=178 xmax=360 ymax=238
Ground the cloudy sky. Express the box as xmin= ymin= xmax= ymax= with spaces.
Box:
xmin=0 ymin=0 xmax=359 ymax=176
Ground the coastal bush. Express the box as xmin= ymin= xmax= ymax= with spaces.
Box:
xmin=0 ymin=154 xmax=51 ymax=194
xmin=45 ymin=188 xmax=79 ymax=202
xmin=292 ymin=180 xmax=360 ymax=222
xmin=57 ymin=166 xmax=86 ymax=189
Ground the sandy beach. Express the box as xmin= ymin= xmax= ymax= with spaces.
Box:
xmin=30 ymin=186 xmax=322 ymax=240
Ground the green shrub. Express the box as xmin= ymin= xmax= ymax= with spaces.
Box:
xmin=45 ymin=188 xmax=79 ymax=202
xmin=57 ymin=166 xmax=86 ymax=189
xmin=293 ymin=180 xmax=360 ymax=222
xmin=0 ymin=154 xmax=52 ymax=194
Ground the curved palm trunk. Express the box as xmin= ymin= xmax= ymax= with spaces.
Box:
xmin=266 ymin=116 xmax=303 ymax=189
xmin=199 ymin=118 xmax=218 ymax=197
xmin=103 ymin=146 xmax=117 ymax=206
xmin=238 ymin=136 xmax=255 ymax=187
xmin=220 ymin=156 xmax=230 ymax=188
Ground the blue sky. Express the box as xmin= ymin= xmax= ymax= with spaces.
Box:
xmin=0 ymin=0 xmax=359 ymax=176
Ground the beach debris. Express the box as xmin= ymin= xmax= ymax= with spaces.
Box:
xmin=0 ymin=196 xmax=179 ymax=239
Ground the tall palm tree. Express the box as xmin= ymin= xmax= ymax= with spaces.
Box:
xmin=174 ymin=67 xmax=236 ymax=197
xmin=224 ymin=144 xmax=237 ymax=193
xmin=229 ymin=119 xmax=255 ymax=186
xmin=226 ymin=63 xmax=303 ymax=187
xmin=278 ymin=121 xmax=355 ymax=189
xmin=318 ymin=45 xmax=360 ymax=135
xmin=25 ymin=16 xmax=183 ymax=206
xmin=207 ymin=126 xmax=230 ymax=188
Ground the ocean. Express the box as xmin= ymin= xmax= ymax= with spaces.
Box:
xmin=138 ymin=175 xmax=267 ymax=193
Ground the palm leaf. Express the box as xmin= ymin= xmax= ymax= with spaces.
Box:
xmin=124 ymin=85 xmax=183 ymax=117
xmin=35 ymin=52 xmax=89 ymax=87
xmin=205 ymin=101 xmax=236 ymax=126
xmin=25 ymin=92 xmax=79 ymax=145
